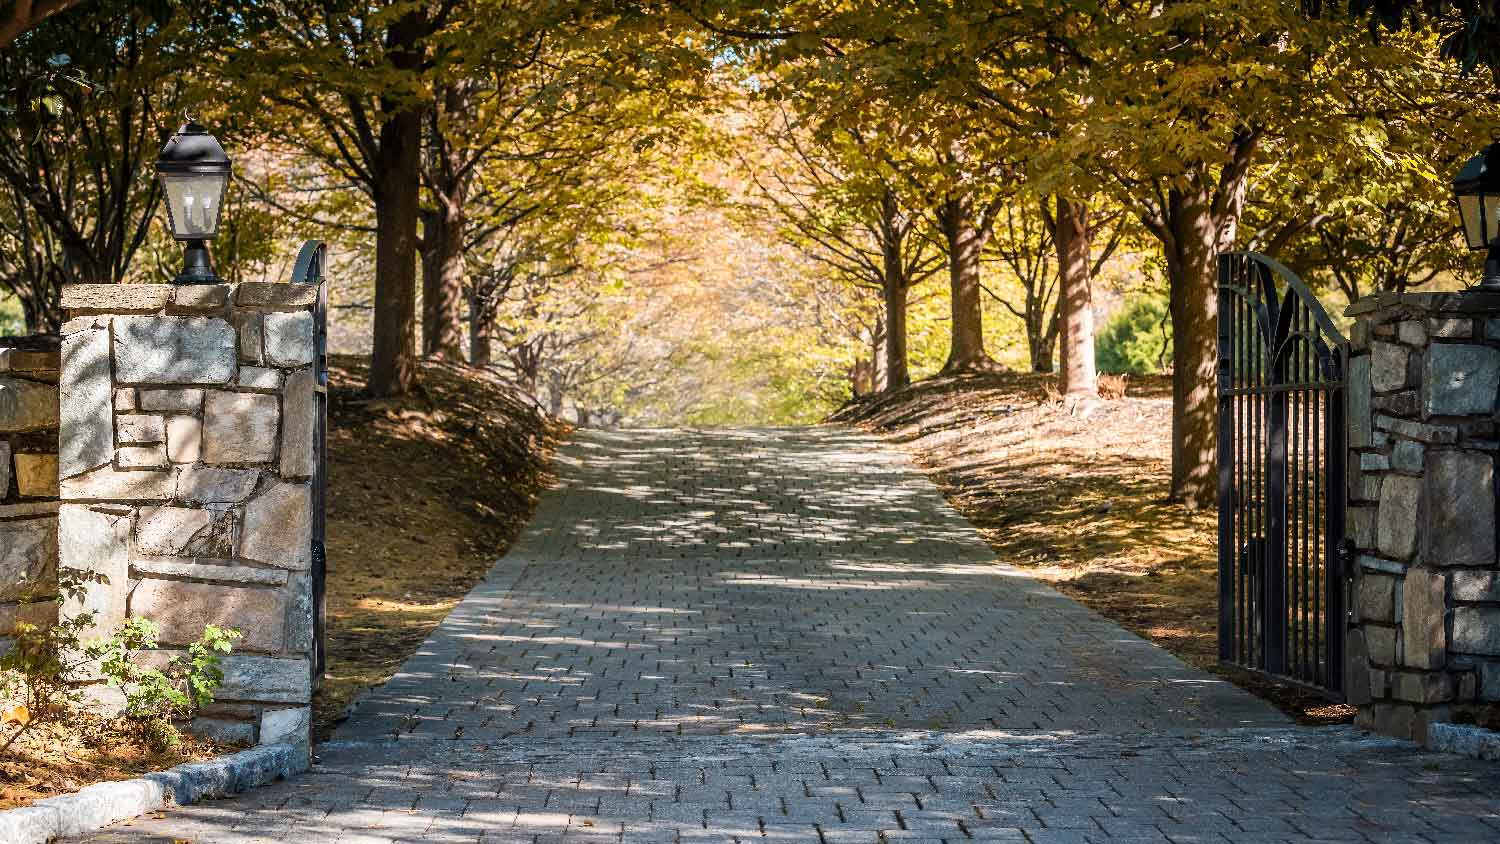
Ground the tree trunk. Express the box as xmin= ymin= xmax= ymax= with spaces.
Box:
xmin=1053 ymin=196 xmax=1097 ymax=398
xmin=881 ymin=240 xmax=911 ymax=391
xmin=870 ymin=312 xmax=887 ymax=393
xmin=366 ymin=12 xmax=425 ymax=398
xmin=1164 ymin=187 xmax=1223 ymax=510
xmin=938 ymin=192 xmax=995 ymax=373
xmin=422 ymin=83 xmax=471 ymax=362
xmin=469 ymin=286 xmax=493 ymax=366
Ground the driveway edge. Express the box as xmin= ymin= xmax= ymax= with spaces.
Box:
xmin=0 ymin=741 xmax=309 ymax=844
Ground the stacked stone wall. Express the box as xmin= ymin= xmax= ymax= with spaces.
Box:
xmin=58 ymin=283 xmax=318 ymax=746
xmin=1345 ymin=291 xmax=1500 ymax=741
xmin=0 ymin=336 xmax=60 ymax=651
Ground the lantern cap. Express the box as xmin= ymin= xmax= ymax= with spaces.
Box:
xmin=156 ymin=120 xmax=231 ymax=174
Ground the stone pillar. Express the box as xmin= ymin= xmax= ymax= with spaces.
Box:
xmin=1345 ymin=291 xmax=1500 ymax=742
xmin=57 ymin=283 xmax=320 ymax=747
xmin=0 ymin=337 xmax=60 ymax=651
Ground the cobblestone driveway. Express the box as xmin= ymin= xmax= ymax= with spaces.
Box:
xmin=70 ymin=428 xmax=1500 ymax=843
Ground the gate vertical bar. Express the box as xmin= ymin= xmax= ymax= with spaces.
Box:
xmin=1325 ymin=350 xmax=1347 ymax=693
xmin=292 ymin=239 xmax=329 ymax=691
xmin=1218 ymin=254 xmax=1236 ymax=662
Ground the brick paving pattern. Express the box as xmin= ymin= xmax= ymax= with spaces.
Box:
xmin=68 ymin=428 xmax=1500 ymax=843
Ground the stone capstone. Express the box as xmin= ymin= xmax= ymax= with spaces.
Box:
xmin=61 ymin=283 xmax=170 ymax=313
xmin=129 ymin=579 xmax=286 ymax=652
xmin=201 ymin=391 xmax=279 ymax=465
xmin=1377 ymin=474 xmax=1421 ymax=560
xmin=1424 ymin=344 xmax=1500 ymax=416
xmin=236 ymin=283 xmax=318 ymax=311
xmin=0 ymin=376 xmax=58 ymax=433
xmin=1402 ymin=568 xmax=1446 ymax=670
xmin=1423 ymin=451 xmax=1496 ymax=567
xmin=59 ymin=328 xmax=111 ymax=478
xmin=239 ymin=483 xmax=310 ymax=570
xmin=113 ymin=316 xmax=236 ymax=385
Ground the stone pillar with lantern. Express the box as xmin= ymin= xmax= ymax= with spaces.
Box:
xmin=55 ymin=123 xmax=321 ymax=750
xmin=1342 ymin=141 xmax=1500 ymax=742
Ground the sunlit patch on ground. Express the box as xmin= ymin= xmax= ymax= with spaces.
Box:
xmin=834 ymin=370 xmax=1357 ymax=725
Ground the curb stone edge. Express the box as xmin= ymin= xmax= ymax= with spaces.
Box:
xmin=0 ymin=741 xmax=309 ymax=844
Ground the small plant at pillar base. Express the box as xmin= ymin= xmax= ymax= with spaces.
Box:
xmin=0 ymin=567 xmax=109 ymax=752
xmin=93 ymin=620 xmax=242 ymax=752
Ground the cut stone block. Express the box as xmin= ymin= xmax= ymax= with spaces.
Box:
xmin=1371 ymin=342 xmax=1408 ymax=392
xmin=116 ymin=414 xmax=165 ymax=444
xmin=286 ymin=572 xmax=312 ymax=653
xmin=113 ymin=316 xmax=235 ymax=385
xmin=166 ymin=416 xmax=202 ymax=464
xmin=135 ymin=506 xmax=234 ymax=557
xmin=58 ymin=505 xmax=129 ymax=639
xmin=0 ymin=375 xmax=59 ymax=433
xmin=1424 ymin=344 xmax=1500 ymax=416
xmin=59 ymin=328 xmax=111 ymax=478
xmin=0 ymin=441 xmax=9 ymax=496
xmin=14 ymin=453 xmax=58 ymax=497
xmin=60 ymin=464 xmax=174 ymax=501
xmin=0 ymin=517 xmax=57 ymax=602
xmin=1454 ymin=570 xmax=1500 ymax=602
xmin=202 ymin=391 xmax=278 ymax=465
xmin=1377 ymin=474 xmax=1421 ymax=561
xmin=138 ymin=388 xmax=203 ymax=413
xmin=113 ymin=388 xmax=136 ymax=411
xmin=1453 ymin=607 xmax=1500 ymax=656
xmin=263 ymin=312 xmax=315 ymax=367
xmin=130 ymin=579 xmax=286 ymax=652
xmin=280 ymin=369 xmax=314 ymax=479
xmin=1367 ymin=625 xmax=1398 ymax=665
xmin=1402 ymin=568 xmax=1446 ymax=670
xmin=1398 ymin=321 xmax=1427 ymax=346
xmin=1391 ymin=439 xmax=1424 ymax=474
xmin=1348 ymin=355 xmax=1371 ymax=448
xmin=174 ymin=465 xmax=258 ymax=505
xmin=129 ymin=560 xmax=287 ymax=586
xmin=240 ymin=483 xmax=310 ymax=570
xmin=1358 ymin=574 xmax=1396 ymax=623
xmin=116 ymin=445 xmax=168 ymax=470
xmin=238 ymin=314 xmax=263 ymax=365
xmin=1423 ymin=451 xmax=1496 ymax=567
xmin=259 ymin=706 xmax=310 ymax=746
xmin=238 ymin=367 xmax=282 ymax=391
xmin=217 ymin=655 xmax=312 ymax=703
xmin=0 ymin=599 xmax=57 ymax=632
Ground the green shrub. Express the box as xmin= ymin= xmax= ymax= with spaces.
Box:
xmin=1097 ymin=293 xmax=1172 ymax=375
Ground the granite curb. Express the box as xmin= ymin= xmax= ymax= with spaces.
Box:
xmin=0 ymin=741 xmax=308 ymax=844
xmin=1426 ymin=721 xmax=1500 ymax=761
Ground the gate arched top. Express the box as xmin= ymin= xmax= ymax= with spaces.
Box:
xmin=1219 ymin=251 xmax=1347 ymax=383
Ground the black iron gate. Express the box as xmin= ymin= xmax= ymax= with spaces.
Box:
xmin=292 ymin=240 xmax=329 ymax=690
xmin=1217 ymin=251 xmax=1347 ymax=697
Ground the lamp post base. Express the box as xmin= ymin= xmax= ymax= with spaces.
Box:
xmin=173 ymin=239 xmax=222 ymax=285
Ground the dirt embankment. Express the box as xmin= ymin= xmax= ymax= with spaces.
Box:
xmin=832 ymin=371 xmax=1353 ymax=724
xmin=316 ymin=356 xmax=564 ymax=737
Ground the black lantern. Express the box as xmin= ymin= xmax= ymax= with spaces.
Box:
xmin=154 ymin=120 xmax=231 ymax=285
xmin=1453 ymin=141 xmax=1500 ymax=290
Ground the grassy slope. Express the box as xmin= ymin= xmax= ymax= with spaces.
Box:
xmin=832 ymin=371 xmax=1354 ymax=724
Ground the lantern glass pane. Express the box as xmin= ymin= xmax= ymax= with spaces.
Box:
xmin=159 ymin=172 xmax=228 ymax=239
xmin=1460 ymin=193 xmax=1485 ymax=249
xmin=1486 ymin=193 xmax=1500 ymax=248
